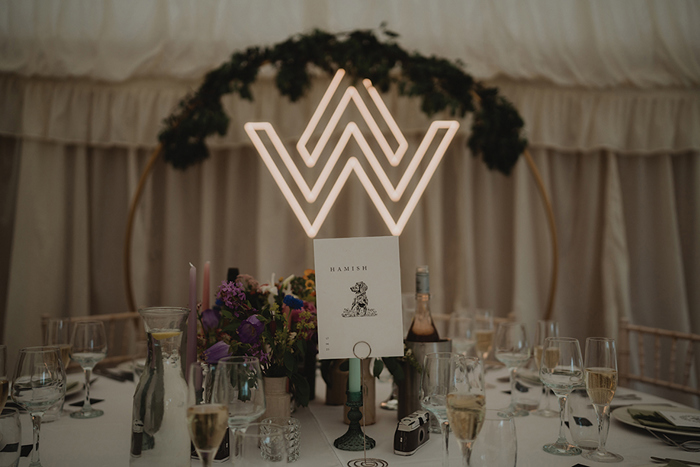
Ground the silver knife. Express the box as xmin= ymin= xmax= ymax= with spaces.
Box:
xmin=651 ymin=456 xmax=700 ymax=465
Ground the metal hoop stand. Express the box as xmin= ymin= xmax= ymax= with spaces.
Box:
xmin=333 ymin=342 xmax=388 ymax=467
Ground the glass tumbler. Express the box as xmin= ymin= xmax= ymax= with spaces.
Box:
xmin=261 ymin=417 xmax=301 ymax=463
xmin=470 ymin=409 xmax=517 ymax=467
xmin=0 ymin=408 xmax=21 ymax=467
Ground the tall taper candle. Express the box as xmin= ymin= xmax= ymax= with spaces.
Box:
xmin=187 ymin=263 xmax=197 ymax=381
xmin=348 ymin=358 xmax=361 ymax=393
xmin=203 ymin=261 xmax=210 ymax=311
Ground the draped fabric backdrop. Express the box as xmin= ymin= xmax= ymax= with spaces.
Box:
xmin=1 ymin=0 xmax=699 ymax=404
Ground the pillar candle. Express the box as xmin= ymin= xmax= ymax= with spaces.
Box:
xmin=187 ymin=263 xmax=197 ymax=380
xmin=348 ymin=358 xmax=361 ymax=393
xmin=203 ymin=261 xmax=210 ymax=311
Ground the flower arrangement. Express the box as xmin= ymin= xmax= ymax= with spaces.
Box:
xmin=197 ymin=269 xmax=317 ymax=406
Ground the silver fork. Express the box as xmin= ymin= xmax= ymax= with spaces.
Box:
xmin=645 ymin=427 xmax=700 ymax=452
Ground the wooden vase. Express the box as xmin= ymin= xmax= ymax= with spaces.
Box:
xmin=262 ymin=376 xmax=291 ymax=419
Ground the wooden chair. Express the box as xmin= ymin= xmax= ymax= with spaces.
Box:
xmin=41 ymin=312 xmax=146 ymax=369
xmin=618 ymin=316 xmax=700 ymax=401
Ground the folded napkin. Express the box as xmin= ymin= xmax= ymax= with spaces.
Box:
xmin=628 ymin=408 xmax=700 ymax=433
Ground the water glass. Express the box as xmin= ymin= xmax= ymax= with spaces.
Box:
xmin=261 ymin=417 xmax=301 ymax=463
xmin=70 ymin=321 xmax=107 ymax=419
xmin=233 ymin=423 xmax=287 ymax=465
xmin=494 ymin=322 xmax=531 ymax=417
xmin=12 ymin=346 xmax=66 ymax=467
xmin=43 ymin=319 xmax=72 ymax=422
xmin=0 ymin=408 xmax=21 ymax=467
xmin=448 ymin=310 xmax=475 ymax=356
xmin=470 ymin=409 xmax=517 ymax=467
xmin=568 ymin=385 xmax=598 ymax=450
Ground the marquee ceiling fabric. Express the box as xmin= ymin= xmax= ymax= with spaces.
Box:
xmin=1 ymin=0 xmax=698 ymax=88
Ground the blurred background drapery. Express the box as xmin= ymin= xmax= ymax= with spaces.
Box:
xmin=1 ymin=0 xmax=699 ymax=401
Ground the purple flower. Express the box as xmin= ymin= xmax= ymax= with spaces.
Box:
xmin=237 ymin=315 xmax=264 ymax=344
xmin=204 ymin=341 xmax=230 ymax=364
xmin=283 ymin=295 xmax=304 ymax=310
xmin=201 ymin=308 xmax=220 ymax=331
xmin=217 ymin=281 xmax=246 ymax=308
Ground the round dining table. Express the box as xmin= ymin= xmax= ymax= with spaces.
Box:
xmin=12 ymin=365 xmax=699 ymax=466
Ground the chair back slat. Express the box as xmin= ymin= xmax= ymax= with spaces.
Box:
xmin=618 ymin=316 xmax=700 ymax=399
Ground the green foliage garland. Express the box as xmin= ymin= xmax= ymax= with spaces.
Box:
xmin=159 ymin=26 xmax=527 ymax=175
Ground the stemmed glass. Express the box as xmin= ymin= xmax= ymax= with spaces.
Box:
xmin=474 ymin=311 xmax=494 ymax=365
xmin=420 ymin=352 xmax=458 ymax=467
xmin=582 ymin=337 xmax=623 ymax=463
xmin=533 ymin=320 xmax=559 ymax=417
xmin=446 ymin=355 xmax=486 ymax=467
xmin=0 ymin=345 xmax=7 ymax=412
xmin=12 ymin=346 xmax=66 ymax=467
xmin=70 ymin=321 xmax=107 ymax=419
xmin=539 ymin=337 xmax=583 ymax=456
xmin=187 ymin=363 xmax=228 ymax=467
xmin=449 ymin=311 xmax=475 ymax=356
xmin=494 ymin=322 xmax=531 ymax=417
xmin=46 ymin=318 xmax=72 ymax=370
xmin=213 ymin=356 xmax=266 ymax=433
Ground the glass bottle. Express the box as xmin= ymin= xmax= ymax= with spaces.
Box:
xmin=130 ymin=307 xmax=190 ymax=466
xmin=406 ymin=266 xmax=440 ymax=342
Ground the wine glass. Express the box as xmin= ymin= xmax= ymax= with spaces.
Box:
xmin=12 ymin=346 xmax=66 ymax=467
xmin=534 ymin=320 xmax=559 ymax=417
xmin=0 ymin=345 xmax=7 ymax=412
xmin=539 ymin=337 xmax=583 ymax=456
xmin=446 ymin=355 xmax=486 ymax=467
xmin=70 ymin=321 xmax=107 ymax=419
xmin=188 ymin=363 xmax=228 ymax=467
xmin=449 ymin=310 xmax=475 ymax=356
xmin=45 ymin=318 xmax=72 ymax=370
xmin=582 ymin=337 xmax=624 ymax=463
xmin=420 ymin=352 xmax=456 ymax=467
xmin=213 ymin=356 xmax=266 ymax=432
xmin=495 ymin=322 xmax=531 ymax=417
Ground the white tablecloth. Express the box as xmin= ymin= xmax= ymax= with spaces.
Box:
xmin=14 ymin=367 xmax=699 ymax=466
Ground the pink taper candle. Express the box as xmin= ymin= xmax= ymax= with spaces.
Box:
xmin=187 ymin=262 xmax=197 ymax=380
xmin=203 ymin=261 xmax=211 ymax=311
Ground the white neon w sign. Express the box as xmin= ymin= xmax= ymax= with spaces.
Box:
xmin=244 ymin=69 xmax=459 ymax=238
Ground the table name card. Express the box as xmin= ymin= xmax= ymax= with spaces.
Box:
xmin=314 ymin=236 xmax=404 ymax=360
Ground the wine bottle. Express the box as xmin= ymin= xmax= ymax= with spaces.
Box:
xmin=406 ymin=266 xmax=440 ymax=342
xmin=227 ymin=267 xmax=239 ymax=283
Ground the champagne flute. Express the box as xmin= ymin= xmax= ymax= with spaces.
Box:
xmin=70 ymin=321 xmax=107 ymax=419
xmin=446 ymin=355 xmax=486 ymax=467
xmin=539 ymin=337 xmax=583 ymax=456
xmin=494 ymin=322 xmax=531 ymax=417
xmin=534 ymin=320 xmax=559 ymax=417
xmin=0 ymin=345 xmax=7 ymax=412
xmin=188 ymin=363 xmax=228 ymax=467
xmin=474 ymin=311 xmax=494 ymax=365
xmin=581 ymin=337 xmax=623 ymax=463
xmin=12 ymin=346 xmax=66 ymax=467
xmin=213 ymin=356 xmax=266 ymax=432
xmin=420 ymin=352 xmax=456 ymax=467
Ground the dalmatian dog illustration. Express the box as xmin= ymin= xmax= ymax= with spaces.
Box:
xmin=349 ymin=281 xmax=369 ymax=316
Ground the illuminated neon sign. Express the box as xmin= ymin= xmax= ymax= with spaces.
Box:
xmin=244 ymin=69 xmax=459 ymax=238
